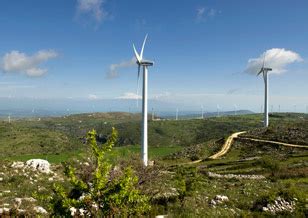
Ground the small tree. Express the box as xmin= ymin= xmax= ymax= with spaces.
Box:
xmin=50 ymin=128 xmax=150 ymax=216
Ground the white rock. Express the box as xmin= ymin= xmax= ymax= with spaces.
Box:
xmin=215 ymin=195 xmax=229 ymax=202
xmin=11 ymin=161 xmax=24 ymax=169
xmin=33 ymin=206 xmax=48 ymax=214
xmin=210 ymin=199 xmax=217 ymax=205
xmin=14 ymin=198 xmax=22 ymax=208
xmin=0 ymin=177 xmax=3 ymax=181
xmin=70 ymin=207 xmax=77 ymax=216
xmin=23 ymin=197 xmax=37 ymax=202
xmin=0 ymin=208 xmax=10 ymax=214
xmin=26 ymin=159 xmax=51 ymax=174
xmin=79 ymin=208 xmax=86 ymax=216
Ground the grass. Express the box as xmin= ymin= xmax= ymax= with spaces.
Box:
xmin=0 ymin=112 xmax=308 ymax=216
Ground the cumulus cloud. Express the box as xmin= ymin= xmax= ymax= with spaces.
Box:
xmin=151 ymin=91 xmax=171 ymax=100
xmin=116 ymin=92 xmax=141 ymax=100
xmin=88 ymin=94 xmax=98 ymax=100
xmin=196 ymin=7 xmax=220 ymax=22
xmin=76 ymin=0 xmax=108 ymax=23
xmin=1 ymin=50 xmax=58 ymax=77
xmin=245 ymin=48 xmax=303 ymax=75
xmin=106 ymin=57 xmax=136 ymax=79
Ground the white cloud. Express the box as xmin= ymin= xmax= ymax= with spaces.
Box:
xmin=245 ymin=48 xmax=303 ymax=75
xmin=106 ymin=57 xmax=136 ymax=79
xmin=77 ymin=0 xmax=107 ymax=23
xmin=151 ymin=91 xmax=171 ymax=100
xmin=116 ymin=92 xmax=141 ymax=100
xmin=196 ymin=7 xmax=220 ymax=22
xmin=1 ymin=50 xmax=58 ymax=77
xmin=88 ymin=94 xmax=98 ymax=100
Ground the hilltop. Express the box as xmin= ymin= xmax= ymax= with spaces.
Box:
xmin=0 ymin=112 xmax=307 ymax=216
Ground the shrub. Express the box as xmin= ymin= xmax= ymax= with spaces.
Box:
xmin=49 ymin=128 xmax=150 ymax=216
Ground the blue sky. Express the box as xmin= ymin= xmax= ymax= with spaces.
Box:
xmin=0 ymin=0 xmax=308 ymax=112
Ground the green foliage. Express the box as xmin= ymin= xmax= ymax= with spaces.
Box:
xmin=174 ymin=167 xmax=198 ymax=202
xmin=258 ymin=156 xmax=281 ymax=177
xmin=49 ymin=128 xmax=150 ymax=216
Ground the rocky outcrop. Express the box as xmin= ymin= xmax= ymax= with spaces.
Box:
xmin=261 ymin=197 xmax=296 ymax=214
xmin=208 ymin=172 xmax=265 ymax=180
xmin=210 ymin=195 xmax=229 ymax=207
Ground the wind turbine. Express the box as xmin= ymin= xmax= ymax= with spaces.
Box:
xmin=151 ymin=108 xmax=155 ymax=121
xmin=257 ymin=54 xmax=272 ymax=127
xmin=234 ymin=104 xmax=238 ymax=116
xmin=176 ymin=108 xmax=179 ymax=121
xmin=133 ymin=34 xmax=154 ymax=167
xmin=201 ymin=105 xmax=204 ymax=119
xmin=217 ymin=104 xmax=220 ymax=117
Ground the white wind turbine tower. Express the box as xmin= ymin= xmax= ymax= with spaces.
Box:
xmin=151 ymin=108 xmax=155 ymax=121
xmin=133 ymin=34 xmax=154 ymax=167
xmin=234 ymin=104 xmax=238 ymax=116
xmin=257 ymin=54 xmax=272 ymax=127
xmin=201 ymin=105 xmax=204 ymax=119
xmin=176 ymin=108 xmax=179 ymax=121
xmin=217 ymin=104 xmax=220 ymax=117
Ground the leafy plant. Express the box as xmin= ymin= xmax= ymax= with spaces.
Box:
xmin=49 ymin=128 xmax=150 ymax=216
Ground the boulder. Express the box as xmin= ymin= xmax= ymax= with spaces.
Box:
xmin=26 ymin=159 xmax=51 ymax=174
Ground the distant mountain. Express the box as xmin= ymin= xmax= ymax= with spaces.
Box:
xmin=158 ymin=110 xmax=254 ymax=119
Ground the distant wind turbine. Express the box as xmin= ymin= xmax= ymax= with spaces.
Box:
xmin=217 ymin=104 xmax=220 ymax=117
xmin=271 ymin=105 xmax=273 ymax=113
xmin=257 ymin=54 xmax=272 ymax=127
xmin=176 ymin=108 xmax=179 ymax=121
xmin=234 ymin=104 xmax=238 ymax=116
xmin=201 ymin=105 xmax=204 ymax=119
xmin=152 ymin=108 xmax=155 ymax=121
xmin=133 ymin=34 xmax=154 ymax=167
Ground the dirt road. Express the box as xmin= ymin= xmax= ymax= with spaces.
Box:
xmin=208 ymin=131 xmax=246 ymax=159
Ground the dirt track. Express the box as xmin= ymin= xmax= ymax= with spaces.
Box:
xmin=208 ymin=131 xmax=246 ymax=159
xmin=208 ymin=131 xmax=308 ymax=160
xmin=239 ymin=137 xmax=308 ymax=149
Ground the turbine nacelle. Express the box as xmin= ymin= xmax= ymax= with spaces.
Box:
xmin=257 ymin=67 xmax=272 ymax=76
xmin=137 ymin=60 xmax=154 ymax=66
xmin=133 ymin=34 xmax=154 ymax=67
xmin=257 ymin=54 xmax=272 ymax=76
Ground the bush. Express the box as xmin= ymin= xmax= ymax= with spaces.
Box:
xmin=258 ymin=156 xmax=281 ymax=177
xmin=49 ymin=128 xmax=150 ymax=216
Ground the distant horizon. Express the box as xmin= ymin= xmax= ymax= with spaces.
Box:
xmin=0 ymin=96 xmax=307 ymax=117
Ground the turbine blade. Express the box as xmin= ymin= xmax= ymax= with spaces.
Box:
xmin=140 ymin=34 xmax=148 ymax=60
xmin=133 ymin=44 xmax=141 ymax=62
xmin=257 ymin=69 xmax=263 ymax=76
